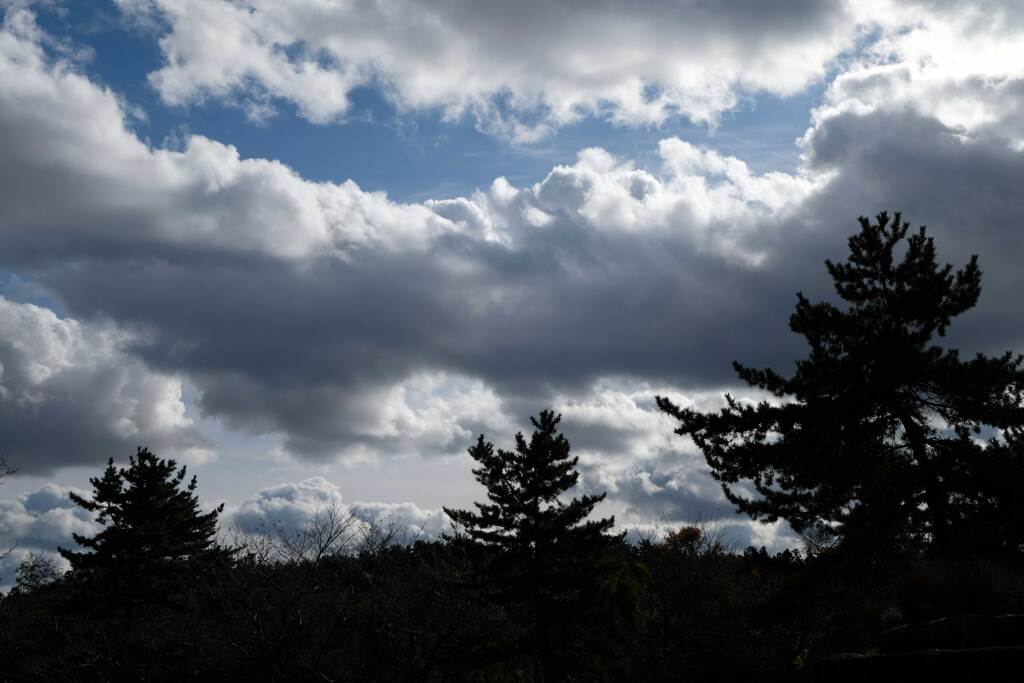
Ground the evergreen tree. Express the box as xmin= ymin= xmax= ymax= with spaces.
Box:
xmin=59 ymin=447 xmax=226 ymax=603
xmin=444 ymin=410 xmax=615 ymax=681
xmin=658 ymin=212 xmax=1024 ymax=554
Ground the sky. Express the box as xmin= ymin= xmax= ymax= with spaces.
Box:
xmin=1 ymin=0 xmax=1023 ymax=582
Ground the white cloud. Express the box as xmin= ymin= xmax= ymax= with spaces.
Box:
xmin=347 ymin=501 xmax=452 ymax=543
xmin=0 ymin=483 xmax=99 ymax=587
xmin=0 ymin=297 xmax=207 ymax=473
xmin=810 ymin=0 xmax=1024 ymax=150
xmin=354 ymin=372 xmax=515 ymax=455
xmin=117 ymin=0 xmax=858 ymax=139
xmin=0 ymin=7 xmax=821 ymax=269
xmin=225 ymin=476 xmax=453 ymax=545
xmin=228 ymin=476 xmax=348 ymax=533
xmin=111 ymin=1 xmax=1024 ymax=143
xmin=0 ymin=7 xmax=460 ymax=261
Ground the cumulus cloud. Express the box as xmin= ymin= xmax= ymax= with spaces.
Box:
xmin=548 ymin=379 xmax=795 ymax=547
xmin=0 ymin=472 xmax=791 ymax=587
xmin=224 ymin=471 xmax=793 ymax=555
xmin=0 ymin=483 xmax=99 ymax=587
xmin=1 ymin=2 xmax=1023 ymax=542
xmin=832 ymin=0 xmax=1024 ymax=147
xmin=225 ymin=477 xmax=452 ymax=545
xmin=0 ymin=297 xmax=208 ymax=474
xmin=348 ymin=501 xmax=453 ymax=543
xmin=228 ymin=477 xmax=349 ymax=534
xmin=116 ymin=0 xmax=856 ymax=139
xmin=112 ymin=1 xmax=1024 ymax=143
xmin=0 ymin=8 xmax=466 ymax=265
xmin=0 ymin=8 xmax=821 ymax=467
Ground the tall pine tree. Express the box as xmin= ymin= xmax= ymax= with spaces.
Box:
xmin=60 ymin=447 xmax=226 ymax=604
xmin=444 ymin=410 xmax=615 ymax=681
xmin=658 ymin=212 xmax=1024 ymax=554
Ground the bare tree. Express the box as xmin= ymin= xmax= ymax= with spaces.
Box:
xmin=209 ymin=503 xmax=381 ymax=678
xmin=1 ymin=456 xmax=15 ymax=561
xmin=227 ymin=503 xmax=370 ymax=566
xmin=12 ymin=552 xmax=60 ymax=593
xmin=280 ymin=504 xmax=368 ymax=566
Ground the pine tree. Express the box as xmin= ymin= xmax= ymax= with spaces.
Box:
xmin=59 ymin=447 xmax=226 ymax=603
xmin=658 ymin=212 xmax=1024 ymax=554
xmin=444 ymin=410 xmax=615 ymax=681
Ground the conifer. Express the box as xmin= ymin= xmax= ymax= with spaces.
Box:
xmin=658 ymin=212 xmax=1024 ymax=554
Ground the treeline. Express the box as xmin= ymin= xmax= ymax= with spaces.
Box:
xmin=2 ymin=485 xmax=1021 ymax=681
xmin=1 ymin=212 xmax=1023 ymax=681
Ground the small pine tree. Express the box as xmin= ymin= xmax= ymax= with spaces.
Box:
xmin=59 ymin=447 xmax=225 ymax=605
xmin=444 ymin=410 xmax=615 ymax=681
xmin=658 ymin=212 xmax=1024 ymax=554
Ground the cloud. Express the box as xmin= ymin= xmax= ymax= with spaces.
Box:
xmin=797 ymin=117 xmax=1024 ymax=357
xmin=228 ymin=477 xmax=349 ymax=535
xmin=224 ymin=471 xmax=790 ymax=557
xmin=113 ymin=1 xmax=1024 ymax=143
xmin=0 ymin=297 xmax=208 ymax=474
xmin=550 ymin=380 xmax=780 ymax=532
xmin=0 ymin=13 xmax=455 ymax=263
xmin=116 ymin=0 xmax=856 ymax=139
xmin=225 ymin=477 xmax=452 ymax=545
xmin=0 ymin=473 xmax=793 ymax=589
xmin=619 ymin=518 xmax=795 ymax=553
xmin=0 ymin=483 xmax=99 ymax=587
xmin=832 ymin=0 xmax=1024 ymax=147
xmin=0 ymin=9 xmax=821 ymax=467
xmin=0 ymin=2 xmax=1023 ymax=543
xmin=347 ymin=501 xmax=453 ymax=543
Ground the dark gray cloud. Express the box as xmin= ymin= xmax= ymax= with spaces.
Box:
xmin=0 ymin=297 xmax=209 ymax=475
xmin=800 ymin=107 xmax=1024 ymax=354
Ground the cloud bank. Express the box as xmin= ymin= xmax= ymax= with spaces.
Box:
xmin=0 ymin=3 xmax=1022 ymax=538
xmin=114 ymin=1 xmax=1024 ymax=143
xmin=118 ymin=0 xmax=855 ymax=139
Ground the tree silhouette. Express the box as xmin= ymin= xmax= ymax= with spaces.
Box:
xmin=658 ymin=212 xmax=1024 ymax=554
xmin=12 ymin=552 xmax=60 ymax=594
xmin=444 ymin=410 xmax=615 ymax=681
xmin=59 ymin=447 xmax=226 ymax=605
xmin=0 ymin=456 xmax=14 ymax=561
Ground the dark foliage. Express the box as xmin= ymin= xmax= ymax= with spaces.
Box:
xmin=58 ymin=447 xmax=229 ymax=613
xmin=658 ymin=212 xmax=1024 ymax=555
xmin=8 ymin=523 xmax=1022 ymax=681
xmin=444 ymin=410 xmax=618 ymax=681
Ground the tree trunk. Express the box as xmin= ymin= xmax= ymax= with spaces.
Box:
xmin=897 ymin=409 xmax=951 ymax=551
xmin=532 ymin=553 xmax=552 ymax=682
